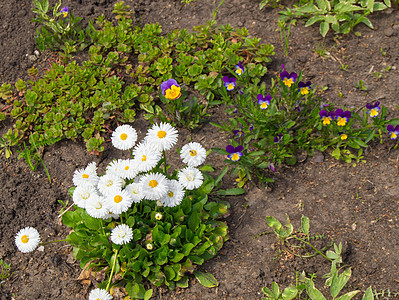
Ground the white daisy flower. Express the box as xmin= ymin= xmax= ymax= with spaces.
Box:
xmin=106 ymin=189 xmax=134 ymax=214
xmin=160 ymin=180 xmax=185 ymax=207
xmin=155 ymin=213 xmax=163 ymax=220
xmin=72 ymin=162 xmax=99 ymax=187
xmin=86 ymin=196 xmax=110 ymax=219
xmin=110 ymin=224 xmax=133 ymax=245
xmin=133 ymin=142 xmax=162 ymax=173
xmin=145 ymin=122 xmax=178 ymax=151
xmin=106 ymin=159 xmax=125 ymax=178
xmin=117 ymin=159 xmax=138 ymax=180
xmin=140 ymin=173 xmax=168 ymax=200
xmin=15 ymin=227 xmax=41 ymax=253
xmin=180 ymin=142 xmax=207 ymax=167
xmin=178 ymin=167 xmax=203 ymax=190
xmin=111 ymin=124 xmax=138 ymax=150
xmin=97 ymin=173 xmax=124 ymax=196
xmin=88 ymin=288 xmax=113 ymax=300
xmin=125 ymin=182 xmax=144 ymax=203
xmin=146 ymin=243 xmax=154 ymax=250
xmin=73 ymin=185 xmax=99 ymax=209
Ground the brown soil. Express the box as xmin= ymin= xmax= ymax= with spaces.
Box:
xmin=1 ymin=0 xmax=399 ymax=299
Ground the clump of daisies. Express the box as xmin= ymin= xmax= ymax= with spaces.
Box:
xmin=62 ymin=122 xmax=228 ymax=298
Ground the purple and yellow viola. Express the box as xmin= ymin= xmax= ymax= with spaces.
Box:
xmin=223 ymin=76 xmax=236 ymax=91
xmin=298 ymin=81 xmax=311 ymax=95
xmin=335 ymin=109 xmax=351 ymax=127
xmin=226 ymin=145 xmax=243 ymax=162
xmin=257 ymin=94 xmax=271 ymax=110
xmin=161 ymin=79 xmax=181 ymax=100
xmin=280 ymin=65 xmax=297 ymax=88
xmin=319 ymin=110 xmax=335 ymax=125
xmin=366 ymin=101 xmax=380 ymax=118
xmin=61 ymin=6 xmax=69 ymax=18
xmin=235 ymin=61 xmax=244 ymax=76
xmin=387 ymin=125 xmax=399 ymax=140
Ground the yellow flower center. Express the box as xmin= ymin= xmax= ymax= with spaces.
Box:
xmin=236 ymin=68 xmax=243 ymax=75
xmin=283 ymin=78 xmax=294 ymax=87
xmin=81 ymin=191 xmax=90 ymax=200
xmin=341 ymin=134 xmax=348 ymax=140
xmin=21 ymin=235 xmax=29 ymax=244
xmin=62 ymin=11 xmax=68 ymax=18
xmin=370 ymin=109 xmax=378 ymax=117
xmin=260 ymin=102 xmax=268 ymax=109
xmin=95 ymin=202 xmax=102 ymax=209
xmin=168 ymin=191 xmax=174 ymax=197
xmin=105 ymin=180 xmax=113 ymax=187
xmin=124 ymin=166 xmax=129 ymax=170
xmin=301 ymin=87 xmax=309 ymax=95
xmin=149 ymin=180 xmax=158 ymax=188
xmin=157 ymin=130 xmax=167 ymax=139
xmin=323 ymin=117 xmax=331 ymax=125
xmin=337 ymin=117 xmax=347 ymax=127
xmin=142 ymin=155 xmax=147 ymax=161
xmin=231 ymin=153 xmax=240 ymax=161
xmin=189 ymin=150 xmax=197 ymax=156
xmin=120 ymin=133 xmax=128 ymax=140
xmin=227 ymin=83 xmax=234 ymax=90
xmin=82 ymin=174 xmax=89 ymax=179
xmin=114 ymin=195 xmax=123 ymax=203
xmin=391 ymin=132 xmax=397 ymax=139
xmin=165 ymin=85 xmax=181 ymax=100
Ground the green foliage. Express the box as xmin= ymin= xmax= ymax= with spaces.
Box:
xmin=0 ymin=259 xmax=13 ymax=285
xmin=283 ymin=0 xmax=391 ymax=37
xmin=32 ymin=0 xmax=86 ymax=51
xmin=263 ymin=215 xmax=374 ymax=300
xmin=212 ymin=66 xmax=398 ymax=186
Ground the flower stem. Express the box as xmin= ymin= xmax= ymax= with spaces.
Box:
xmin=106 ymin=249 xmax=119 ymax=291
xmin=291 ymin=236 xmax=331 ymax=261
xmin=162 ymin=150 xmax=167 ymax=173
xmin=39 ymin=239 xmax=67 ymax=246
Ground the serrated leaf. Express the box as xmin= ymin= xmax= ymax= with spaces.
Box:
xmin=193 ymin=271 xmax=219 ymax=287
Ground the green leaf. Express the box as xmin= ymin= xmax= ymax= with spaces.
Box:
xmin=306 ymin=16 xmax=325 ymax=27
xmin=336 ymin=290 xmax=361 ymax=300
xmin=306 ymin=280 xmax=326 ymax=300
xmin=301 ymin=215 xmax=310 ymax=236
xmin=188 ymin=211 xmax=200 ymax=232
xmin=373 ymin=2 xmax=387 ymax=10
xmin=331 ymin=268 xmax=352 ymax=298
xmin=193 ymin=271 xmax=219 ymax=287
xmin=316 ymin=0 xmax=329 ymax=11
xmin=325 ymin=15 xmax=338 ymax=25
xmin=388 ymin=118 xmax=399 ymax=126
xmin=144 ymin=289 xmax=153 ymax=300
xmin=272 ymin=282 xmax=281 ymax=298
xmin=215 ymin=165 xmax=229 ymax=185
xmin=282 ymin=286 xmax=299 ymax=300
xmin=320 ymin=22 xmax=330 ymax=37
xmin=266 ymin=216 xmax=282 ymax=230
xmin=215 ymin=188 xmax=245 ymax=196
xmin=362 ymin=287 xmax=374 ymax=300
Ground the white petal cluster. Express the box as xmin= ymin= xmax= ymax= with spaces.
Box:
xmin=133 ymin=142 xmax=162 ymax=173
xmin=145 ymin=122 xmax=178 ymax=151
xmin=88 ymin=288 xmax=113 ymax=300
xmin=15 ymin=227 xmax=41 ymax=253
xmin=178 ymin=167 xmax=204 ymax=190
xmin=111 ymin=124 xmax=138 ymax=150
xmin=180 ymin=142 xmax=206 ymax=167
xmin=140 ymin=173 xmax=168 ymax=200
xmin=110 ymin=224 xmax=133 ymax=245
xmin=160 ymin=180 xmax=185 ymax=207
xmin=73 ymin=162 xmax=99 ymax=187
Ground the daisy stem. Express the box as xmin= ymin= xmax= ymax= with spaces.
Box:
xmin=162 ymin=150 xmax=167 ymax=173
xmin=106 ymin=249 xmax=119 ymax=291
xmin=39 ymin=239 xmax=67 ymax=246
xmin=100 ymin=219 xmax=105 ymax=236
xmin=120 ymin=213 xmax=124 ymax=224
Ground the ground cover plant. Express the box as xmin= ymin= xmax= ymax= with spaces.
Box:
xmin=0 ymin=0 xmax=398 ymax=299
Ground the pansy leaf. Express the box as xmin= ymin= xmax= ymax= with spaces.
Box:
xmin=387 ymin=118 xmax=399 ymax=126
xmin=193 ymin=271 xmax=219 ymax=287
xmin=215 ymin=187 xmax=245 ymax=196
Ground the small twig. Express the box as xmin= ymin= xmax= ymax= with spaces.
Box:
xmin=58 ymin=203 xmax=74 ymax=218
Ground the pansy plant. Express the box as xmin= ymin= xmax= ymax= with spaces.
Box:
xmin=366 ymin=101 xmax=380 ymax=118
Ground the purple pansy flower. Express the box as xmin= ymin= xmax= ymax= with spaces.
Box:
xmin=335 ymin=109 xmax=351 ymax=127
xmin=366 ymin=101 xmax=381 ymax=118
xmin=61 ymin=6 xmax=69 ymax=17
xmin=235 ymin=61 xmax=244 ymax=76
xmin=269 ymin=163 xmax=276 ymax=172
xmin=387 ymin=125 xmax=399 ymax=140
xmin=161 ymin=79 xmax=181 ymax=100
xmin=249 ymin=125 xmax=254 ymax=131
xmin=280 ymin=65 xmax=297 ymax=88
xmin=223 ymin=76 xmax=236 ymax=91
xmin=319 ymin=110 xmax=335 ymax=125
xmin=233 ymin=128 xmax=244 ymax=138
xmin=226 ymin=145 xmax=243 ymax=162
xmin=298 ymin=81 xmax=311 ymax=95
xmin=257 ymin=94 xmax=271 ymax=110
